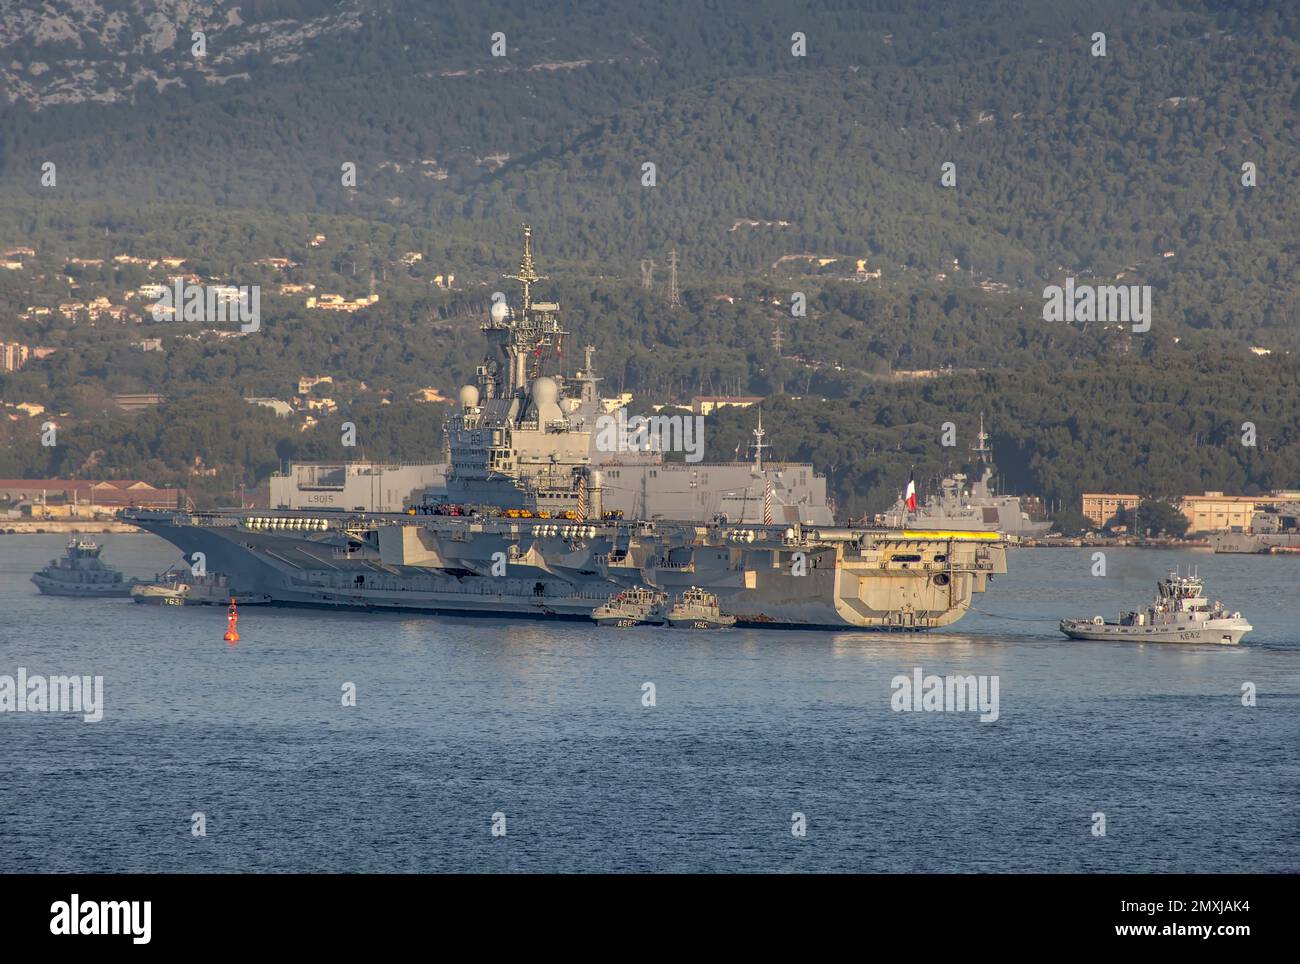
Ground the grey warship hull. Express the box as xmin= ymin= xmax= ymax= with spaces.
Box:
xmin=1212 ymin=532 xmax=1300 ymax=554
xmin=123 ymin=510 xmax=1007 ymax=630
xmin=1211 ymin=503 xmax=1300 ymax=553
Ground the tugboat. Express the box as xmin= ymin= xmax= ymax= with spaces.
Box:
xmin=1060 ymin=569 xmax=1251 ymax=645
xmin=132 ymin=567 xmax=271 ymax=606
xmin=31 ymin=539 xmax=137 ymax=597
xmin=663 ymin=587 xmax=736 ymax=630
xmin=130 ymin=571 xmax=188 ymax=606
xmin=183 ymin=572 xmax=272 ymax=606
xmin=592 ymin=587 xmax=667 ymax=627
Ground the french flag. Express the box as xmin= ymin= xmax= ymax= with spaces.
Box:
xmin=905 ymin=472 xmax=917 ymax=512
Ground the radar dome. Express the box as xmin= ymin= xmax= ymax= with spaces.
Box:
xmin=458 ymin=385 xmax=480 ymax=408
xmin=532 ymin=377 xmax=558 ymax=405
xmin=560 ymin=398 xmax=581 ymax=414
xmin=489 ymin=300 xmax=510 ymax=324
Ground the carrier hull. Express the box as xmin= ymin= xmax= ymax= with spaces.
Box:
xmin=123 ymin=510 xmax=1008 ymax=631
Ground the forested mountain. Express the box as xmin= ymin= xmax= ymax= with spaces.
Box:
xmin=4 ymin=0 xmax=1296 ymax=299
xmin=0 ymin=0 xmax=1296 ymax=514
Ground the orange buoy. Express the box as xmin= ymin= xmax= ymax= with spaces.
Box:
xmin=223 ymin=597 xmax=240 ymax=643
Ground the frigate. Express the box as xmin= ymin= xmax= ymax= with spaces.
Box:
xmin=874 ymin=415 xmax=1050 ymax=538
xmin=123 ymin=227 xmax=1009 ymax=630
xmin=1212 ymin=502 xmax=1300 ymax=554
xmin=1059 ymin=569 xmax=1251 ymax=645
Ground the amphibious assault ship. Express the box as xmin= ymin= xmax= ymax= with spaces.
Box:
xmin=124 ymin=227 xmax=1008 ymax=629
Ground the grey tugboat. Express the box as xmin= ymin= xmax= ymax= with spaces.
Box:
xmin=1060 ymin=569 xmax=1251 ymax=645
xmin=131 ymin=567 xmax=272 ymax=606
xmin=32 ymin=539 xmax=137 ymax=598
xmin=664 ymin=587 xmax=736 ymax=629
xmin=591 ymin=586 xmax=667 ymax=627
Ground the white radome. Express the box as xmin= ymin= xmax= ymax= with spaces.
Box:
xmin=490 ymin=300 xmax=510 ymax=324
xmin=459 ymin=384 xmax=480 ymax=408
xmin=532 ymin=377 xmax=558 ymax=405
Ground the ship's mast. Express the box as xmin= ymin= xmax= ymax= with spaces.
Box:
xmin=750 ymin=408 xmax=768 ymax=472
xmin=577 ymin=345 xmax=601 ymax=404
xmin=483 ymin=225 xmax=566 ymax=401
xmin=970 ymin=409 xmax=996 ymax=496
xmin=505 ymin=224 xmax=545 ymax=311
xmin=972 ymin=411 xmax=992 ymax=466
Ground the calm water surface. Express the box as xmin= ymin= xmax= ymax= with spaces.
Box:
xmin=1 ymin=534 xmax=1296 ymax=872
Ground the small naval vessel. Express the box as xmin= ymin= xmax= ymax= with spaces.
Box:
xmin=131 ymin=568 xmax=272 ymax=606
xmin=875 ymin=415 xmax=1050 ymax=538
xmin=31 ymin=539 xmax=137 ymax=597
xmin=663 ymin=587 xmax=736 ymax=629
xmin=124 ymin=227 xmax=1009 ymax=630
xmin=1212 ymin=501 xmax=1300 ymax=554
xmin=130 ymin=576 xmax=187 ymax=605
xmin=1059 ymin=569 xmax=1251 ymax=645
xmin=591 ymin=587 xmax=667 ymax=627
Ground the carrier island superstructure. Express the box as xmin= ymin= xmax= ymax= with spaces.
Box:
xmin=124 ymin=227 xmax=1008 ymax=629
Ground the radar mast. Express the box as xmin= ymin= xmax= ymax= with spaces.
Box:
xmin=482 ymin=225 xmax=566 ymax=400
xmin=972 ymin=411 xmax=992 ymax=466
xmin=750 ymin=408 xmax=768 ymax=471
xmin=504 ymin=223 xmax=546 ymax=311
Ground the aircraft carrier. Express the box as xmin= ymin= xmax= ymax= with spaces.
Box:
xmin=123 ymin=227 xmax=1009 ymax=629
